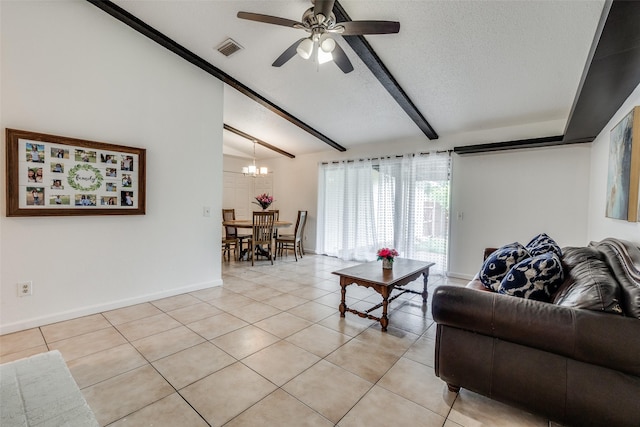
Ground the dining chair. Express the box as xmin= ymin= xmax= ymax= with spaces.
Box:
xmin=221 ymin=235 xmax=238 ymax=262
xmin=249 ymin=211 xmax=276 ymax=266
xmin=269 ymin=209 xmax=280 ymax=239
xmin=298 ymin=210 xmax=308 ymax=255
xmin=276 ymin=210 xmax=307 ymax=261
xmin=222 ymin=209 xmax=251 ymax=260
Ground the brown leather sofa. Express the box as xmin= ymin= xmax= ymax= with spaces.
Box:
xmin=432 ymin=238 xmax=640 ymax=426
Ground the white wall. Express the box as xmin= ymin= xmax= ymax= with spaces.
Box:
xmin=1 ymin=1 xmax=224 ymax=334
xmin=449 ymin=145 xmax=591 ymax=277
xmin=587 ymin=83 xmax=640 ymax=243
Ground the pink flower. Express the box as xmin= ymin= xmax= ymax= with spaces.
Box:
xmin=253 ymin=193 xmax=275 ymax=209
xmin=377 ymin=248 xmax=399 ymax=261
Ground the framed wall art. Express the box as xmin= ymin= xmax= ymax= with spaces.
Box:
xmin=5 ymin=128 xmax=146 ymax=217
xmin=605 ymin=106 xmax=640 ymax=222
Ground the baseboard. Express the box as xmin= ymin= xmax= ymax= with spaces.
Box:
xmin=446 ymin=271 xmax=475 ymax=281
xmin=0 ymin=279 xmax=223 ymax=335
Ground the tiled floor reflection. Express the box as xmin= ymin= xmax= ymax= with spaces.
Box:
xmin=1 ymin=254 xmax=551 ymax=426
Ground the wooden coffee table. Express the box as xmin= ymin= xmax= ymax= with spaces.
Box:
xmin=332 ymin=259 xmax=435 ymax=331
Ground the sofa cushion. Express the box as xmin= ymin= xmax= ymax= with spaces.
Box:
xmin=479 ymin=243 xmax=530 ymax=291
xmin=498 ymin=252 xmax=564 ymax=301
xmin=553 ymin=246 xmax=623 ymax=314
xmin=526 ymin=233 xmax=562 ymax=257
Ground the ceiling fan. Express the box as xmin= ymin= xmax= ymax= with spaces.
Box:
xmin=237 ymin=0 xmax=400 ymax=74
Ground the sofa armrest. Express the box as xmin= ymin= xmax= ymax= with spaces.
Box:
xmin=592 ymin=238 xmax=640 ymax=318
xmin=432 ymin=285 xmax=640 ymax=376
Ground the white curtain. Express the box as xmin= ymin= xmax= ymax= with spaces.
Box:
xmin=377 ymin=153 xmax=451 ymax=275
xmin=317 ymin=152 xmax=451 ymax=275
xmin=317 ymin=160 xmax=378 ymax=261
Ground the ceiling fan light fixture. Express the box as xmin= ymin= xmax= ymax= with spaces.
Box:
xmin=296 ymin=38 xmax=314 ymax=60
xmin=320 ymin=36 xmax=336 ymax=53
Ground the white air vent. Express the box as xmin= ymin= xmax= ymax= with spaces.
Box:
xmin=217 ymin=38 xmax=243 ymax=57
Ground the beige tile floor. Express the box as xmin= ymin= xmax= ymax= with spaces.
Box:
xmin=0 ymin=254 xmax=554 ymax=426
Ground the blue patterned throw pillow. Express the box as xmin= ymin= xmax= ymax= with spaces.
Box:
xmin=479 ymin=243 xmax=530 ymax=292
xmin=498 ymin=252 xmax=565 ymax=302
xmin=525 ymin=233 xmax=562 ymax=257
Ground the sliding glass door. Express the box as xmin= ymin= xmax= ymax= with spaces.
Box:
xmin=317 ymin=152 xmax=451 ymax=275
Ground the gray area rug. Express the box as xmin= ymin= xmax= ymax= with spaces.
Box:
xmin=0 ymin=350 xmax=98 ymax=427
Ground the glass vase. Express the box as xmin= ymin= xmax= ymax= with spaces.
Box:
xmin=382 ymin=258 xmax=393 ymax=270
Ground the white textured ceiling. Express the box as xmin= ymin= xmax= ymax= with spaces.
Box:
xmin=110 ymin=0 xmax=605 ymax=160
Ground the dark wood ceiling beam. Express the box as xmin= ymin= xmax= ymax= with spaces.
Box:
xmin=453 ymin=135 xmax=569 ymax=155
xmin=333 ymin=1 xmax=438 ymax=140
xmin=86 ymin=0 xmax=346 ymax=152
xmin=223 ymin=124 xmax=295 ymax=159
xmin=563 ymin=0 xmax=640 ymax=143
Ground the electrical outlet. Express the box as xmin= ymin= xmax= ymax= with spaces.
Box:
xmin=17 ymin=281 xmax=32 ymax=297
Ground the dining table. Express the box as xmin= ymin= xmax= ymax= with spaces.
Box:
xmin=222 ymin=219 xmax=292 ymax=260
xmin=222 ymin=219 xmax=292 ymax=229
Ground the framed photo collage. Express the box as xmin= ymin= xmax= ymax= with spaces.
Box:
xmin=6 ymin=129 xmax=146 ymax=216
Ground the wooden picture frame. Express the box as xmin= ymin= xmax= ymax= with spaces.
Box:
xmin=5 ymin=128 xmax=146 ymax=217
xmin=606 ymin=106 xmax=640 ymax=222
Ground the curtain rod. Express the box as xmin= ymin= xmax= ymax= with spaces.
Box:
xmin=320 ymin=150 xmax=452 ymax=165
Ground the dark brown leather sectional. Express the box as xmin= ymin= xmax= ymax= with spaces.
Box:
xmin=432 ymin=238 xmax=640 ymax=426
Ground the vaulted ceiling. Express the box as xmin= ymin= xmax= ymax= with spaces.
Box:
xmin=89 ymin=1 xmax=638 ymax=160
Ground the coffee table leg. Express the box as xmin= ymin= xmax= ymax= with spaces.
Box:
xmin=380 ymin=289 xmax=390 ymax=331
xmin=339 ymin=281 xmax=347 ymax=318
xmin=421 ymin=270 xmax=429 ymax=302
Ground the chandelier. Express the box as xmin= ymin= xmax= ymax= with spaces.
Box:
xmin=242 ymin=141 xmax=268 ymax=177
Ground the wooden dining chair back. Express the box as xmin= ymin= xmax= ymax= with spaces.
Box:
xmin=221 ymin=209 xmax=238 ymax=261
xmin=222 ymin=209 xmax=250 ymax=260
xmin=298 ymin=210 xmax=308 ymax=255
xmin=276 ymin=210 xmax=307 ymax=261
xmin=249 ymin=211 xmax=276 ymax=265
xmin=222 ymin=209 xmax=238 ymax=237
xmin=269 ymin=209 xmax=280 ymax=238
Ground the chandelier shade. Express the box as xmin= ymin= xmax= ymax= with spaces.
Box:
xmin=243 ymin=141 xmax=268 ymax=177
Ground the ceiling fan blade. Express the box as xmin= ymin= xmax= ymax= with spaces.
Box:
xmin=272 ymin=38 xmax=307 ymax=67
xmin=331 ymin=41 xmax=354 ymax=74
xmin=237 ymin=11 xmax=303 ymax=29
xmin=313 ymin=0 xmax=335 ymax=22
xmin=336 ymin=20 xmax=400 ymax=35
